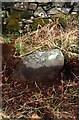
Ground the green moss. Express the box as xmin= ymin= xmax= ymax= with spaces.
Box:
xmin=20 ymin=10 xmax=33 ymax=19
xmin=30 ymin=18 xmax=49 ymax=31
xmin=14 ymin=43 xmax=20 ymax=52
xmin=57 ymin=39 xmax=62 ymax=48
xmin=51 ymin=13 xmax=68 ymax=28
xmin=58 ymin=17 xmax=67 ymax=28
xmin=3 ymin=37 xmax=12 ymax=44
xmin=51 ymin=13 xmax=79 ymax=28
xmin=6 ymin=9 xmax=21 ymax=33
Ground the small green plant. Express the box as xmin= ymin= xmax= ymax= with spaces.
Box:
xmin=14 ymin=43 xmax=20 ymax=52
xmin=14 ymin=42 xmax=26 ymax=56
xmin=13 ymin=33 xmax=20 ymax=40
xmin=30 ymin=18 xmax=49 ymax=31
xmin=6 ymin=9 xmax=21 ymax=33
xmin=57 ymin=39 xmax=62 ymax=48
xmin=3 ymin=37 xmax=11 ymax=44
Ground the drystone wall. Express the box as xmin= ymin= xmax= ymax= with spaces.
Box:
xmin=12 ymin=2 xmax=79 ymax=16
xmin=2 ymin=2 xmax=79 ymax=34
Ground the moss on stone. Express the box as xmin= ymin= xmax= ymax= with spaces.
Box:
xmin=30 ymin=18 xmax=49 ymax=31
xmin=6 ymin=9 xmax=21 ymax=33
xmin=51 ymin=13 xmax=78 ymax=28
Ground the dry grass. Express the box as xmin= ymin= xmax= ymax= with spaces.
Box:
xmin=1 ymin=79 xmax=79 ymax=120
xmin=15 ymin=17 xmax=79 ymax=58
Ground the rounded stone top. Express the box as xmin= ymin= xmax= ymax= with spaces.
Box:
xmin=22 ymin=49 xmax=64 ymax=69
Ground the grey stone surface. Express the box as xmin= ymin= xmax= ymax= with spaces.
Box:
xmin=47 ymin=8 xmax=59 ymax=15
xmin=34 ymin=6 xmax=47 ymax=17
xmin=13 ymin=2 xmax=29 ymax=10
xmin=71 ymin=11 xmax=78 ymax=14
xmin=29 ymin=3 xmax=37 ymax=10
xmin=2 ymin=2 xmax=79 ymax=18
xmin=15 ymin=49 xmax=64 ymax=84
xmin=22 ymin=49 xmax=64 ymax=69
xmin=61 ymin=8 xmax=71 ymax=14
xmin=54 ymin=2 xmax=65 ymax=7
xmin=56 ymin=7 xmax=62 ymax=12
xmin=73 ymin=6 xmax=79 ymax=12
xmin=43 ymin=3 xmax=52 ymax=11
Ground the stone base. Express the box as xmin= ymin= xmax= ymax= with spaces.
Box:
xmin=13 ymin=49 xmax=64 ymax=86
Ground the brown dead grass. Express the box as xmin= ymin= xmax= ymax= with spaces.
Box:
xmin=15 ymin=18 xmax=79 ymax=58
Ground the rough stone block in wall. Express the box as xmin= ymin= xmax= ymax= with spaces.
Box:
xmin=12 ymin=2 xmax=79 ymax=17
xmin=34 ymin=6 xmax=47 ymax=17
xmin=29 ymin=3 xmax=37 ymax=10
xmin=13 ymin=2 xmax=29 ymax=10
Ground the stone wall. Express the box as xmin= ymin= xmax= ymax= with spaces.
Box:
xmin=2 ymin=2 xmax=79 ymax=34
xmin=3 ymin=2 xmax=79 ymax=18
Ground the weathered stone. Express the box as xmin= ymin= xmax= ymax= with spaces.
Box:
xmin=15 ymin=49 xmax=64 ymax=85
xmin=51 ymin=2 xmax=56 ymax=8
xmin=21 ymin=10 xmax=33 ymax=19
xmin=34 ymin=7 xmax=47 ymax=17
xmin=73 ymin=6 xmax=79 ymax=12
xmin=29 ymin=3 xmax=37 ymax=10
xmin=63 ymin=2 xmax=73 ymax=8
xmin=23 ymin=19 xmax=33 ymax=24
xmin=56 ymin=7 xmax=62 ymax=12
xmin=54 ymin=2 xmax=65 ymax=7
xmin=23 ymin=49 xmax=64 ymax=68
xmin=47 ymin=8 xmax=59 ymax=15
xmin=61 ymin=8 xmax=71 ymax=14
xmin=71 ymin=12 xmax=77 ymax=14
xmin=13 ymin=2 xmax=29 ymax=10
xmin=43 ymin=3 xmax=52 ymax=11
